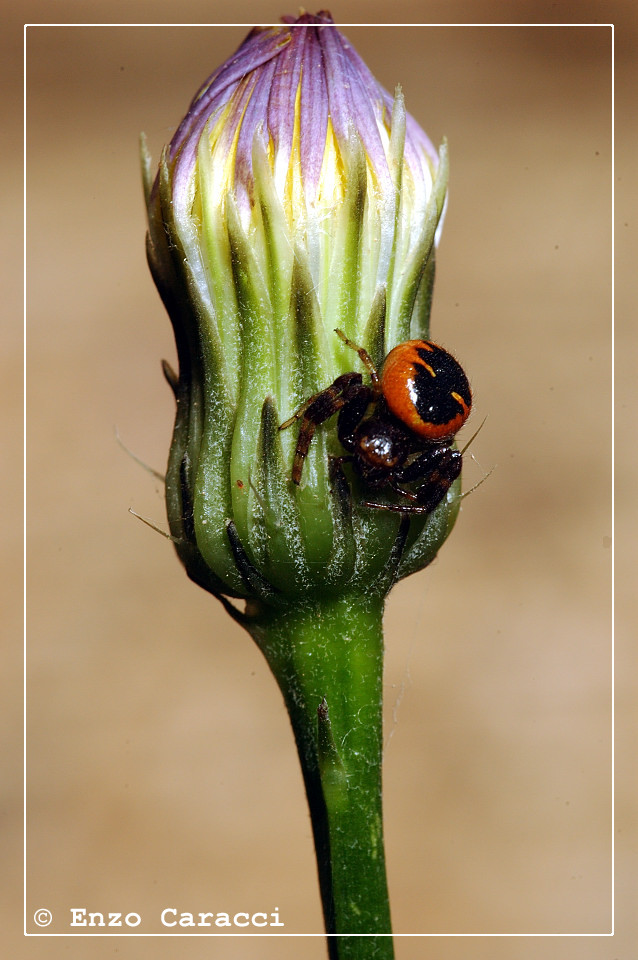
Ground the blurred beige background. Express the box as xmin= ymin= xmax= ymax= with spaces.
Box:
xmin=6 ymin=0 xmax=637 ymax=958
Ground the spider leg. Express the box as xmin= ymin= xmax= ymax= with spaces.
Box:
xmin=336 ymin=383 xmax=376 ymax=451
xmin=388 ymin=479 xmax=420 ymax=502
xmin=361 ymin=499 xmax=437 ymax=515
xmin=412 ymin=448 xmax=463 ymax=513
xmin=334 ymin=328 xmax=380 ymax=387
xmin=364 ymin=446 xmax=463 ymax=515
xmin=405 ymin=447 xmax=462 ymax=514
xmin=280 ymin=372 xmax=365 ymax=484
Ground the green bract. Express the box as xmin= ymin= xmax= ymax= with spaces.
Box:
xmin=144 ymin=15 xmax=455 ymax=607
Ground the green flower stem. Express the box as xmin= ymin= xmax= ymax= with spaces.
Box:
xmin=247 ymin=593 xmax=394 ymax=960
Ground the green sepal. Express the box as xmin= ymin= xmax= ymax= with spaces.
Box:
xmin=397 ymin=474 xmax=462 ymax=581
xmin=251 ymin=132 xmax=295 ymax=327
xmin=363 ymin=285 xmax=387 ymax=370
xmin=383 ymin=86 xmax=406 ymax=327
xmin=287 ymin=250 xmax=338 ymax=576
xmin=322 ymin=459 xmax=357 ymax=590
xmin=322 ymin=131 xmax=368 ymax=349
xmin=369 ymin=514 xmax=411 ymax=597
xmin=226 ymin=520 xmax=281 ymax=605
xmin=387 ymin=139 xmax=448 ymax=347
xmin=410 ymin=251 xmax=435 ymax=342
xmin=252 ymin=395 xmax=310 ymax=597
xmin=197 ymin=131 xmax=242 ymax=402
xmin=225 ymin=192 xmax=277 ymax=545
xmin=291 ymin=248 xmax=331 ymax=399
xmin=153 ymin=150 xmax=244 ymax=596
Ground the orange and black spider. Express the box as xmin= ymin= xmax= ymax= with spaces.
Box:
xmin=279 ymin=329 xmax=472 ymax=514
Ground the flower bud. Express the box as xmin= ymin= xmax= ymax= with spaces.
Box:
xmin=144 ymin=13 xmax=454 ymax=605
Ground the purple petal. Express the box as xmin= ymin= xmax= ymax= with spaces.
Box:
xmin=161 ymin=13 xmax=439 ymax=217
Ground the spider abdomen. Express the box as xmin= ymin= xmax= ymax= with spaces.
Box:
xmin=381 ymin=340 xmax=472 ymax=441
